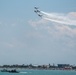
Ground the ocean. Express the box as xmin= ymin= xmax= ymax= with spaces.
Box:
xmin=0 ymin=69 xmax=76 ymax=75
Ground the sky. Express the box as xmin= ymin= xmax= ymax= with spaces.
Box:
xmin=0 ymin=0 xmax=76 ymax=65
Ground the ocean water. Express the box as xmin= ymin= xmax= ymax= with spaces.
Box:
xmin=0 ymin=70 xmax=76 ymax=75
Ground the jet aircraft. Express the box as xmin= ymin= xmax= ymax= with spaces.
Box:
xmin=34 ymin=7 xmax=38 ymax=9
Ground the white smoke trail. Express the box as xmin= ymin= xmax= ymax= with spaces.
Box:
xmin=40 ymin=11 xmax=76 ymax=26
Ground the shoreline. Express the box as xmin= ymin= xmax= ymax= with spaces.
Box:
xmin=0 ymin=64 xmax=76 ymax=71
xmin=0 ymin=67 xmax=76 ymax=71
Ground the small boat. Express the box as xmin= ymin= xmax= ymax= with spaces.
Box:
xmin=8 ymin=69 xmax=19 ymax=73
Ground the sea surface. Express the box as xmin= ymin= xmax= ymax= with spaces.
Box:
xmin=0 ymin=69 xmax=76 ymax=75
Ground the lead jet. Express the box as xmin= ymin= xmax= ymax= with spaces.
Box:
xmin=34 ymin=7 xmax=38 ymax=9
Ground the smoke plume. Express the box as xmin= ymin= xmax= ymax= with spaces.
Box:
xmin=40 ymin=11 xmax=76 ymax=26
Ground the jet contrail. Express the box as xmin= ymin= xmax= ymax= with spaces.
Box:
xmin=40 ymin=11 xmax=76 ymax=26
xmin=34 ymin=7 xmax=76 ymax=26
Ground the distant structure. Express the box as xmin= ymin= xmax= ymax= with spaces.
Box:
xmin=0 ymin=64 xmax=76 ymax=70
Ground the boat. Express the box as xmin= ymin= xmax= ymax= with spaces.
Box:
xmin=8 ymin=69 xmax=19 ymax=73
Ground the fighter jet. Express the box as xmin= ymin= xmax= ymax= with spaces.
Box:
xmin=34 ymin=7 xmax=38 ymax=9
xmin=38 ymin=14 xmax=42 ymax=17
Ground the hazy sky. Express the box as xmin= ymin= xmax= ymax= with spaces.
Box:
xmin=0 ymin=0 xmax=76 ymax=65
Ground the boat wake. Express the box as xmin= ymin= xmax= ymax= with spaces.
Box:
xmin=20 ymin=72 xmax=28 ymax=74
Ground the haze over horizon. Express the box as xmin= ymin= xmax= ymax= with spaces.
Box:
xmin=0 ymin=0 xmax=76 ymax=65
